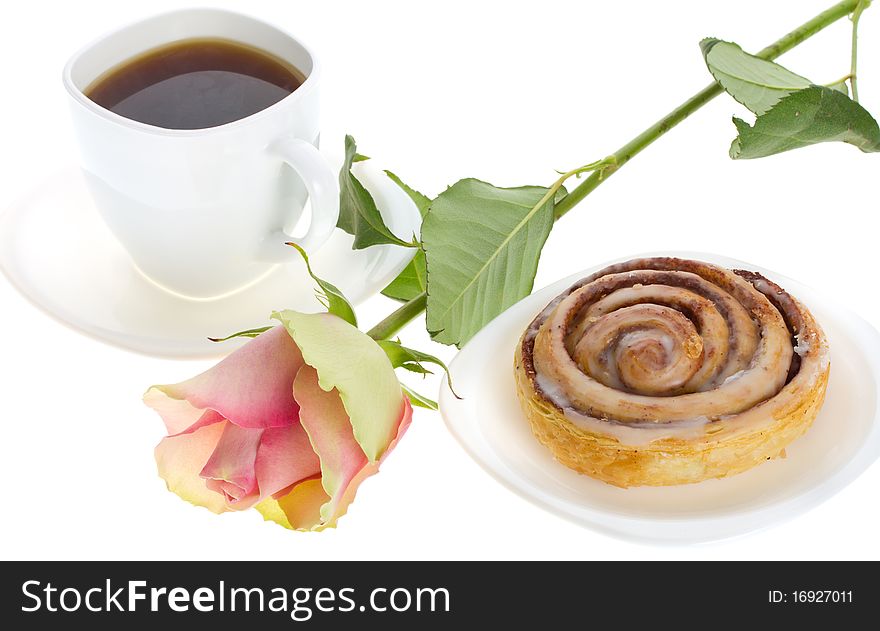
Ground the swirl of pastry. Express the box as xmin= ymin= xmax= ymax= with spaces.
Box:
xmin=514 ymin=257 xmax=830 ymax=487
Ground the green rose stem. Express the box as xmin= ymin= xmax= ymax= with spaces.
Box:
xmin=851 ymin=0 xmax=871 ymax=102
xmin=366 ymin=0 xmax=865 ymax=341
xmin=367 ymin=291 xmax=427 ymax=341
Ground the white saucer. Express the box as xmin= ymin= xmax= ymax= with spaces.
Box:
xmin=0 ymin=160 xmax=419 ymax=358
xmin=439 ymin=252 xmax=880 ymax=544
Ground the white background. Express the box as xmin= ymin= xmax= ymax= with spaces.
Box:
xmin=1 ymin=0 xmax=878 ymax=560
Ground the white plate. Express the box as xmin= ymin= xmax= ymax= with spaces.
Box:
xmin=0 ymin=160 xmax=419 ymax=358
xmin=439 ymin=252 xmax=880 ymax=544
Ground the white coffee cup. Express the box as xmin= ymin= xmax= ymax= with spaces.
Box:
xmin=63 ymin=9 xmax=341 ymax=299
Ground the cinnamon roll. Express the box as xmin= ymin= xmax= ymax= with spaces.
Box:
xmin=514 ymin=257 xmax=829 ymax=487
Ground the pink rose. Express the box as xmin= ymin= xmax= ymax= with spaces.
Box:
xmin=144 ymin=311 xmax=412 ymax=531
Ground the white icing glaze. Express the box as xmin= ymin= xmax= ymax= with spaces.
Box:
xmin=721 ymin=369 xmax=746 ymax=386
xmin=535 ymin=371 xmax=574 ymax=409
xmin=536 ymin=371 xmax=712 ymax=446
xmin=794 ymin=332 xmax=811 ymax=357
xmin=620 ymin=329 xmax=676 ymax=357
xmin=562 ymin=408 xmax=712 ymax=446
xmin=819 ymin=344 xmax=831 ymax=370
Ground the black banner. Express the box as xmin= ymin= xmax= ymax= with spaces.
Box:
xmin=0 ymin=562 xmax=875 ymax=628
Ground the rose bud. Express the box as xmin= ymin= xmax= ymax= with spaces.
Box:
xmin=144 ymin=311 xmax=412 ymax=531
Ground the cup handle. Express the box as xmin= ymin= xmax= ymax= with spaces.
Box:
xmin=262 ymin=135 xmax=340 ymax=262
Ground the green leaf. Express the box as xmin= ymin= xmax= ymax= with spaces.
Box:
xmin=287 ymin=242 xmax=358 ymax=327
xmin=207 ymin=326 xmax=273 ymax=343
xmin=554 ymin=185 xmax=569 ymax=205
xmin=701 ymin=38 xmax=810 ymax=115
xmin=398 ymin=363 xmax=432 ymax=376
xmin=381 ymin=171 xmax=431 ymax=301
xmin=382 ymin=251 xmax=427 ymax=302
xmin=701 ymin=37 xmax=880 ymax=160
xmin=377 ymin=339 xmax=458 ymax=397
xmin=730 ymin=85 xmax=880 ymax=159
xmin=337 ymin=135 xmax=414 ymax=249
xmin=384 ymin=171 xmax=432 ymax=217
xmin=827 ymin=79 xmax=850 ymax=96
xmin=423 ymin=178 xmax=557 ymax=348
xmin=401 ymin=384 xmax=437 ymax=410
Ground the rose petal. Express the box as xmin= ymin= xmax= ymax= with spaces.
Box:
xmin=145 ymin=326 xmax=304 ymax=432
xmin=254 ymin=496 xmax=292 ymax=529
xmin=256 ymin=478 xmax=329 ymax=531
xmin=155 ymin=421 xmax=228 ymax=514
xmin=274 ymin=311 xmax=403 ymax=460
xmin=254 ymin=423 xmax=321 ymax=498
xmin=143 ymin=390 xmax=225 ymax=437
xmin=268 ymin=365 xmax=413 ymax=530
xmin=200 ymin=423 xmax=264 ymax=510
xmin=332 ymin=397 xmax=412 ymax=520
xmin=294 ymin=365 xmax=367 ymax=524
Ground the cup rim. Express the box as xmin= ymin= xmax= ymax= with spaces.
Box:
xmin=61 ymin=7 xmax=321 ymax=137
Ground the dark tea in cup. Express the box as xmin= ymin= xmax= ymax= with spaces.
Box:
xmin=85 ymin=38 xmax=304 ymax=129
